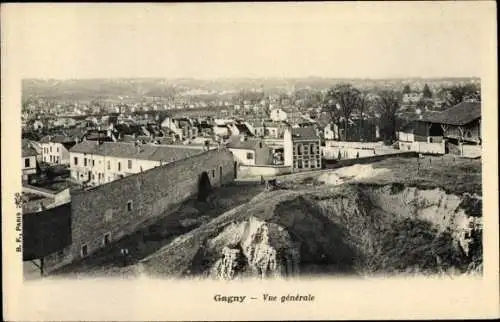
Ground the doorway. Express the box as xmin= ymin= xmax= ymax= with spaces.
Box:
xmin=198 ymin=171 xmax=212 ymax=201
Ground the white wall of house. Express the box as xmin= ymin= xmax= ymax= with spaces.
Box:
xmin=41 ymin=142 xmax=71 ymax=165
xmin=283 ymin=128 xmax=294 ymax=166
xmin=270 ymin=109 xmax=288 ymax=122
xmin=398 ymin=131 xmax=415 ymax=142
xmin=213 ymin=126 xmax=230 ymax=137
xmin=70 ymin=152 xmax=161 ymax=186
xmin=22 ymin=155 xmax=37 ymax=180
xmin=324 ymin=124 xmax=336 ymax=140
xmin=229 ymin=148 xmax=256 ymax=166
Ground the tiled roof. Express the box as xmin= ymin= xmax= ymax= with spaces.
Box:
xmin=22 ymin=140 xmax=38 ymax=157
xmin=234 ymin=123 xmax=253 ymax=136
xmin=69 ymin=141 xmax=203 ymax=162
xmin=291 ymin=127 xmax=320 ymax=141
xmin=39 ymin=135 xmax=77 ymax=144
xmin=416 ymin=101 xmax=481 ymax=126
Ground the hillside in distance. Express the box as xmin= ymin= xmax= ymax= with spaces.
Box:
xmin=22 ymin=77 xmax=480 ymax=101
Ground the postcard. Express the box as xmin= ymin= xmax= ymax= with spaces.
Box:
xmin=2 ymin=2 xmax=498 ymax=321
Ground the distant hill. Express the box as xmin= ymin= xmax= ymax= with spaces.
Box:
xmin=22 ymin=77 xmax=480 ymax=101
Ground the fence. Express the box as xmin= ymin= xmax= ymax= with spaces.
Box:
xmin=322 ymin=151 xmax=418 ymax=169
xmin=238 ymin=164 xmax=292 ymax=178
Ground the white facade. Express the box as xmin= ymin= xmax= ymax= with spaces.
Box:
xmin=40 ymin=142 xmax=71 ymax=165
xmin=229 ymin=148 xmax=256 ymax=166
xmin=270 ymin=108 xmax=288 ymax=122
xmin=283 ymin=128 xmax=294 ymax=166
xmin=213 ymin=125 xmax=230 ymax=137
xmin=70 ymin=152 xmax=162 ymax=186
xmin=22 ymin=155 xmax=37 ymax=180
xmin=324 ymin=124 xmax=336 ymax=140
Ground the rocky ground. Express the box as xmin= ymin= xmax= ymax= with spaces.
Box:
xmin=47 ymin=155 xmax=483 ymax=280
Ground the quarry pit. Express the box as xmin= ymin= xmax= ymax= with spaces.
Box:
xmin=50 ymin=156 xmax=482 ymax=279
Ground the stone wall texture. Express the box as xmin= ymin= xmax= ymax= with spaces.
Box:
xmin=68 ymin=149 xmax=235 ymax=260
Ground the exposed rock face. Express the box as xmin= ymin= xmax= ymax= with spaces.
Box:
xmin=140 ymin=184 xmax=482 ymax=278
xmin=206 ymin=217 xmax=300 ymax=280
xmin=364 ymin=185 xmax=482 ymax=258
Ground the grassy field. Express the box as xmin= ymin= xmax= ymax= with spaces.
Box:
xmin=283 ymin=155 xmax=482 ymax=196
xmin=367 ymin=155 xmax=482 ymax=195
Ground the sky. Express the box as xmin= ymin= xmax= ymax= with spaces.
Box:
xmin=2 ymin=2 xmax=496 ymax=79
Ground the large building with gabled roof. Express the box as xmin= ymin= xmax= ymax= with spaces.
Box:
xmin=398 ymin=101 xmax=481 ymax=157
xmin=69 ymin=141 xmax=206 ymax=186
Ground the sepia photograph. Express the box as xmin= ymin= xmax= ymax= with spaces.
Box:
xmin=2 ymin=2 xmax=498 ymax=321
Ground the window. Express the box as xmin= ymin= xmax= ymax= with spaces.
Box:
xmin=128 ymin=160 xmax=132 ymax=169
xmin=118 ymin=162 xmax=121 ymax=171
xmin=50 ymin=155 xmax=53 ymax=162
xmin=310 ymin=144 xmax=315 ymax=154
xmin=24 ymin=158 xmax=30 ymax=168
xmin=84 ymin=158 xmax=87 ymax=167
xmin=246 ymin=152 xmax=254 ymax=160
xmin=92 ymin=160 xmax=95 ymax=167
xmin=127 ymin=200 xmax=133 ymax=212
xmin=297 ymin=144 xmax=303 ymax=155
xmin=107 ymin=160 xmax=110 ymax=170
xmin=103 ymin=233 xmax=111 ymax=246
xmin=81 ymin=244 xmax=88 ymax=257
xmin=74 ymin=157 xmax=78 ymax=165
xmin=259 ymin=142 xmax=263 ymax=149
xmin=212 ymin=169 xmax=215 ymax=178
xmin=50 ymin=146 xmax=52 ymax=152
xmin=304 ymin=160 xmax=309 ymax=168
xmin=57 ymin=147 xmax=59 ymax=153
xmin=91 ymin=173 xmax=95 ymax=180
xmin=297 ymin=160 xmax=303 ymax=169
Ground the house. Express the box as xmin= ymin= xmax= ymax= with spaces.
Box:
xmin=213 ymin=124 xmax=231 ymax=138
xmin=263 ymin=121 xmax=286 ymax=139
xmin=398 ymin=101 xmax=481 ymax=157
xmin=269 ymin=107 xmax=303 ymax=123
xmin=53 ymin=117 xmax=77 ymax=128
xmin=161 ymin=117 xmax=198 ymax=141
xmin=283 ymin=126 xmax=322 ymax=171
xmin=22 ymin=140 xmax=38 ymax=181
xmin=69 ymin=141 xmax=205 ymax=186
xmin=247 ymin=120 xmax=266 ymax=137
xmin=403 ymin=92 xmax=424 ymax=104
xmin=39 ymin=135 xmax=79 ymax=165
xmin=226 ymin=136 xmax=272 ymax=166
xmin=227 ymin=121 xmax=254 ymax=137
xmin=32 ymin=120 xmax=44 ymax=131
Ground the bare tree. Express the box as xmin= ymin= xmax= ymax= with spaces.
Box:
xmin=376 ymin=90 xmax=402 ymax=143
xmin=322 ymin=90 xmax=341 ymax=139
xmin=357 ymin=92 xmax=369 ymax=141
xmin=323 ymin=83 xmax=363 ymax=141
